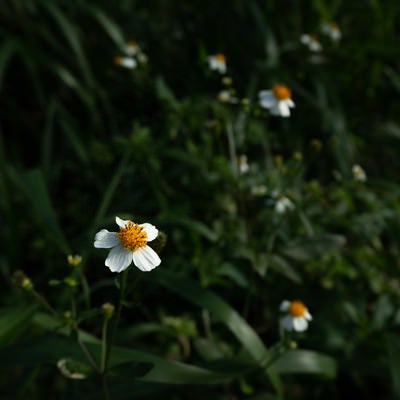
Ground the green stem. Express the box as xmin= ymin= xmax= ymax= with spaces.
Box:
xmin=101 ymin=373 xmax=110 ymax=400
xmin=101 ymin=317 xmax=109 ymax=372
xmin=104 ymin=269 xmax=129 ymax=371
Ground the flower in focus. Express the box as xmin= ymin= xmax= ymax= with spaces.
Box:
xmin=208 ymin=53 xmax=227 ymax=74
xmin=321 ymin=22 xmax=341 ymax=41
xmin=236 ymin=154 xmax=249 ymax=174
xmin=114 ymin=56 xmax=137 ymax=69
xmin=300 ymin=34 xmax=323 ymax=52
xmin=352 ymin=164 xmax=367 ymax=182
xmin=94 ymin=216 xmax=161 ymax=273
xmin=280 ymin=300 xmax=312 ymax=332
xmin=259 ymin=84 xmax=295 ymax=117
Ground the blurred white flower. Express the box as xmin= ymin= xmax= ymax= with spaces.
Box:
xmin=275 ymin=196 xmax=294 ymax=214
xmin=321 ymin=22 xmax=341 ymax=41
xmin=300 ymin=34 xmax=323 ymax=52
xmin=208 ymin=53 xmax=227 ymax=74
xmin=251 ymin=185 xmax=268 ymax=197
xmin=114 ymin=56 xmax=137 ymax=69
xmin=124 ymin=40 xmax=140 ymax=56
xmin=94 ymin=216 xmax=161 ymax=273
xmin=352 ymin=164 xmax=367 ymax=182
xmin=259 ymin=84 xmax=295 ymax=117
xmin=236 ymin=154 xmax=249 ymax=174
xmin=280 ymin=300 xmax=312 ymax=332
xmin=217 ymin=90 xmax=238 ymax=104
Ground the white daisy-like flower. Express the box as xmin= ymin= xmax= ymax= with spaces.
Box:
xmin=259 ymin=84 xmax=295 ymax=117
xmin=321 ymin=22 xmax=341 ymax=42
xmin=352 ymin=164 xmax=367 ymax=182
xmin=275 ymin=196 xmax=294 ymax=214
xmin=280 ymin=300 xmax=312 ymax=332
xmin=207 ymin=53 xmax=227 ymax=74
xmin=114 ymin=56 xmax=137 ymax=69
xmin=300 ymin=34 xmax=323 ymax=52
xmin=94 ymin=216 xmax=161 ymax=273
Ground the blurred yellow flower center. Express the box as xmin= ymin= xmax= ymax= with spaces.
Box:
xmin=127 ymin=40 xmax=138 ymax=48
xmin=289 ymin=301 xmax=306 ymax=317
xmin=330 ymin=22 xmax=339 ymax=29
xmin=114 ymin=56 xmax=123 ymax=65
xmin=216 ymin=53 xmax=226 ymax=62
xmin=272 ymin=84 xmax=291 ymax=100
xmin=117 ymin=222 xmax=147 ymax=251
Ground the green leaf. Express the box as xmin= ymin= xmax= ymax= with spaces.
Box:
xmin=281 ymin=234 xmax=346 ymax=261
xmin=153 ymin=269 xmax=283 ymax=395
xmin=272 ymin=350 xmax=337 ymax=379
xmin=17 ymin=169 xmax=70 ymax=253
xmin=385 ymin=333 xmax=400 ymax=397
xmin=0 ymin=305 xmax=38 ymax=348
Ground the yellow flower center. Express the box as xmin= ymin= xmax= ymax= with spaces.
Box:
xmin=117 ymin=221 xmax=147 ymax=251
xmin=216 ymin=53 xmax=226 ymax=62
xmin=330 ymin=22 xmax=339 ymax=30
xmin=272 ymin=84 xmax=291 ymax=100
xmin=288 ymin=301 xmax=306 ymax=317
xmin=114 ymin=56 xmax=123 ymax=65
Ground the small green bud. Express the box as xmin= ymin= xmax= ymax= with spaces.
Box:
xmin=102 ymin=303 xmax=115 ymax=320
xmin=67 ymin=254 xmax=82 ymax=267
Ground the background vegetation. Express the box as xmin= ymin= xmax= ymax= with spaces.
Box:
xmin=1 ymin=0 xmax=400 ymax=399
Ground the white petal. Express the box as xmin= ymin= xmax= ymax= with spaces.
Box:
xmin=115 ymin=216 xmax=130 ymax=227
xmin=132 ymin=246 xmax=161 ymax=272
xmin=105 ymin=245 xmax=133 ymax=273
xmin=293 ymin=317 xmax=308 ymax=332
xmin=94 ymin=230 xmax=119 ymax=248
xmin=277 ymin=101 xmax=291 ymax=117
xmin=304 ymin=310 xmax=312 ymax=320
xmin=269 ymin=103 xmax=281 ymax=116
xmin=281 ymin=315 xmax=294 ymax=331
xmin=300 ymin=34 xmax=311 ymax=44
xmin=280 ymin=300 xmax=290 ymax=312
xmin=141 ymin=223 xmax=158 ymax=242
xmin=258 ymin=91 xmax=276 ymax=109
xmin=286 ymin=99 xmax=295 ymax=108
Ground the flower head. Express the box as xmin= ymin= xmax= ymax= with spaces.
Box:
xmin=217 ymin=90 xmax=238 ymax=104
xmin=321 ymin=22 xmax=341 ymax=41
xmin=280 ymin=300 xmax=312 ymax=332
xmin=124 ymin=40 xmax=140 ymax=56
xmin=352 ymin=164 xmax=367 ymax=182
xmin=114 ymin=56 xmax=137 ymax=69
xmin=208 ymin=53 xmax=227 ymax=74
xmin=259 ymin=84 xmax=295 ymax=117
xmin=300 ymin=34 xmax=323 ymax=52
xmin=275 ymin=195 xmax=294 ymax=214
xmin=94 ymin=216 xmax=161 ymax=273
xmin=236 ymin=154 xmax=249 ymax=174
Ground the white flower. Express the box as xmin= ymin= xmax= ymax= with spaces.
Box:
xmin=251 ymin=185 xmax=268 ymax=197
xmin=275 ymin=196 xmax=294 ymax=214
xmin=280 ymin=300 xmax=312 ymax=332
xmin=235 ymin=154 xmax=249 ymax=174
xmin=321 ymin=22 xmax=341 ymax=42
xmin=114 ymin=56 xmax=137 ymax=69
xmin=124 ymin=40 xmax=140 ymax=56
xmin=259 ymin=84 xmax=295 ymax=117
xmin=94 ymin=216 xmax=161 ymax=273
xmin=207 ymin=53 xmax=227 ymax=74
xmin=217 ymin=90 xmax=238 ymax=104
xmin=352 ymin=164 xmax=367 ymax=182
xmin=300 ymin=34 xmax=323 ymax=52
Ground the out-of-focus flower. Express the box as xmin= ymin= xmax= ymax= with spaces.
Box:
xmin=207 ymin=53 xmax=227 ymax=74
xmin=124 ymin=40 xmax=140 ymax=56
xmin=275 ymin=195 xmax=294 ymax=214
xmin=114 ymin=56 xmax=137 ymax=69
xmin=280 ymin=300 xmax=312 ymax=332
xmin=94 ymin=216 xmax=161 ymax=273
xmin=300 ymin=34 xmax=323 ymax=52
xmin=321 ymin=22 xmax=341 ymax=41
xmin=217 ymin=90 xmax=238 ymax=104
xmin=352 ymin=164 xmax=367 ymax=182
xmin=259 ymin=84 xmax=295 ymax=117
xmin=251 ymin=185 xmax=268 ymax=197
xmin=67 ymin=254 xmax=82 ymax=267
xmin=236 ymin=155 xmax=249 ymax=174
